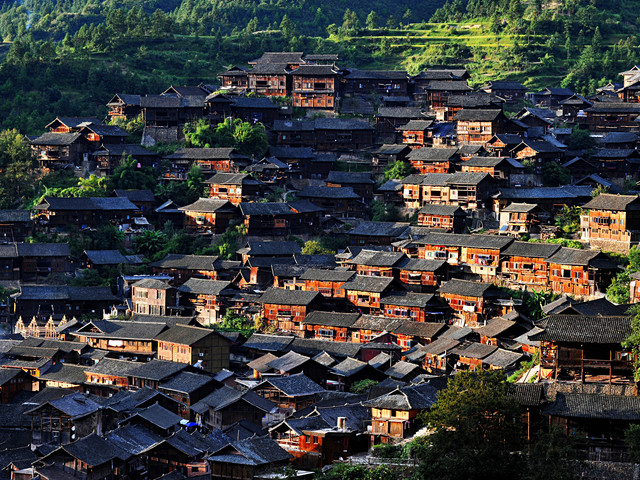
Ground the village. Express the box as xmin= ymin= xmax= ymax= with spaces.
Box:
xmin=1 ymin=51 xmax=640 ymax=479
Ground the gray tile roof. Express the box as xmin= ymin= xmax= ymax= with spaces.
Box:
xmin=178 ymin=198 xmax=237 ymax=213
xmin=438 ymin=279 xmax=500 ymax=297
xmin=582 ymin=193 xmax=640 ymax=211
xmin=508 ymin=383 xmax=545 ymax=407
xmin=502 ymin=241 xmax=561 ymax=259
xmin=532 ymin=315 xmax=631 ymax=343
xmin=258 ymin=287 xmax=321 ymax=306
xmin=84 ymin=249 xmax=129 ymax=265
xmin=482 ymin=348 xmax=524 ymax=368
xmin=86 ymin=358 xmax=142 ymax=377
xmin=390 ymin=321 xmax=446 ymax=339
xmin=30 ymin=132 xmax=83 ymax=146
xmin=159 ymin=371 xmax=216 ymax=394
xmin=385 ymin=361 xmax=422 ymax=379
xmin=414 ymin=232 xmax=513 ymax=250
xmin=421 ymin=336 xmax=461 ymax=355
xmin=150 ymin=253 xmax=218 ymax=270
xmin=267 ymin=351 xmax=312 ymax=372
xmin=289 ymin=337 xmax=362 ymax=358
xmin=242 ymin=241 xmax=302 ymax=256
xmin=546 ymin=248 xmax=612 ymax=267
xmin=35 ymin=196 xmax=138 ymax=211
xmin=128 ymin=402 xmax=182 ymax=429
xmin=417 ymin=204 xmax=466 ymax=216
xmin=239 ymin=202 xmax=295 ymax=216
xmin=155 ymin=324 xmax=221 ymax=346
xmin=331 ymin=357 xmax=369 ymax=377
xmin=298 ymin=268 xmax=354 ymax=282
xmin=247 ymin=353 xmax=279 ymax=373
xmin=128 ymin=360 xmax=187 ymax=381
xmin=297 ymin=186 xmax=361 ymax=199
xmin=243 ymin=333 xmax=295 ymax=352
xmin=302 ymin=311 xmax=360 ymax=328
xmin=347 ymin=221 xmax=410 ymax=238
xmin=350 ymin=249 xmax=406 ymax=267
xmin=451 ymin=341 xmax=498 ymax=359
xmin=366 ymin=383 xmax=442 ymax=410
xmin=0 ymin=210 xmax=30 ymax=222
xmin=542 ymin=392 xmax=640 ymax=420
xmin=178 ymin=278 xmax=231 ymax=296
xmin=38 ymin=363 xmax=87 ymax=385
xmin=50 ymin=433 xmax=128 ymax=466
xmin=209 ymin=436 xmax=291 ymax=465
xmin=341 ymin=275 xmax=394 ymax=293
xmin=257 ymin=372 xmax=324 ymax=397
xmin=16 ymin=242 xmax=70 ymax=257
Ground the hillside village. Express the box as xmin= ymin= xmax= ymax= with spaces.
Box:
xmin=2 ymin=51 xmax=640 ymax=478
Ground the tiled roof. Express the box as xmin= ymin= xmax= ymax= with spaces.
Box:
xmin=155 ymin=324 xmax=220 ymax=346
xmin=241 ymin=241 xmax=302 ymax=256
xmin=298 ymin=268 xmax=354 ymax=282
xmin=16 ymin=242 xmax=70 ymax=257
xmin=242 ymin=333 xmax=295 ymax=352
xmin=178 ymin=278 xmax=231 ymax=296
xmin=542 ymin=393 xmax=640 ymax=420
xmin=583 ymin=193 xmax=640 ymax=211
xmin=366 ymin=383 xmax=442 ymax=410
xmin=178 ymin=198 xmax=237 ymax=213
xmin=297 ymin=186 xmax=361 ymax=199
xmin=482 ymin=349 xmax=524 ymax=368
xmin=451 ymin=341 xmax=498 ymax=359
xmin=84 ymin=249 xmax=129 ymax=265
xmin=453 ymin=109 xmax=504 ymax=121
xmin=390 ymin=321 xmax=446 ymax=339
xmin=438 ymin=279 xmax=500 ymax=297
xmin=502 ymin=241 xmax=561 ymax=259
xmin=128 ymin=360 xmax=187 ymax=381
xmin=350 ymin=249 xmax=405 ymax=267
xmin=396 ymin=258 xmax=447 ymax=272
xmin=267 ymin=351 xmax=311 ymax=372
xmin=258 ymin=372 xmax=324 ymax=396
xmin=341 ymin=275 xmax=394 ymax=293
xmin=289 ymin=337 xmax=362 ymax=358
xmin=327 ymin=171 xmax=374 ymax=185
xmin=302 ymin=311 xmax=360 ymax=328
xmin=159 ymin=371 xmax=216 ymax=394
xmin=385 ymin=361 xmax=422 ymax=379
xmin=532 ymin=315 xmax=631 ymax=343
xmin=331 ymin=357 xmax=369 ymax=377
xmin=258 ymin=287 xmax=321 ymax=306
xmin=150 ymin=253 xmax=218 ymax=270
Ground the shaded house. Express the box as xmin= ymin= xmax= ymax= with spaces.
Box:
xmin=230 ymin=96 xmax=282 ymax=127
xmin=191 ymin=385 xmax=275 ymax=430
xmin=208 ymin=436 xmax=292 ymax=480
xmin=259 ymin=288 xmax=323 ymax=332
xmin=273 ymin=118 xmax=374 ymax=151
xmin=546 ymin=247 xmax=618 ymax=297
xmin=482 ymin=348 xmax=526 ymax=371
xmin=591 ymin=148 xmax=640 ymax=175
xmin=421 ymin=336 xmax=461 ymax=374
xmin=247 ymin=157 xmax=290 ymax=183
xmin=263 ymin=351 xmax=327 ymax=386
xmin=205 ymin=172 xmax=268 ymax=205
xmin=106 ymin=93 xmax=142 ymax=121
xmin=291 ymin=64 xmax=341 ymax=110
xmin=33 ymin=196 xmax=139 ymax=231
xmin=158 ymin=371 xmax=218 ymax=418
xmin=151 ymin=253 xmax=236 ymax=283
xmin=326 ymin=171 xmax=375 ymax=200
xmin=561 ymin=157 xmax=598 ymax=181
xmin=240 ymin=201 xmax=321 ymax=237
xmin=510 ymin=139 xmax=564 ymax=168
xmin=166 ymin=147 xmax=250 ymax=177
xmin=81 ymin=249 xmax=129 ymax=270
xmin=533 ymin=314 xmax=633 ymax=384
xmin=371 ymin=144 xmax=411 ymax=174
xmin=299 ymin=268 xmax=354 ymax=299
xmin=347 ymin=221 xmax=409 ymax=246
xmin=177 ymin=278 xmax=232 ymax=325
xmin=156 ymin=324 xmax=230 ymax=372
xmin=342 ymin=69 xmax=409 ymax=97
xmin=376 ymin=107 xmax=426 ymax=137
xmin=84 ymin=358 xmax=141 ymax=393
xmin=218 ymin=66 xmax=249 ymax=90
xmin=121 ymin=402 xmax=182 ymax=436
xmin=559 ymin=94 xmax=593 ymax=122
xmin=25 ymin=392 xmax=102 ymax=446
xmin=460 ymin=156 xmax=524 ymax=185
xmin=0 ymin=210 xmax=31 ymax=242
xmin=327 ymin=357 xmax=386 ymax=392
xmin=342 ymin=275 xmax=395 ymax=313
xmin=528 ymin=87 xmax=574 ymax=108
xmin=454 ymin=109 xmax=508 ymax=145
xmin=367 ymin=383 xmax=442 ymax=445
xmin=79 ymin=123 xmax=128 ymax=148
xmin=407 ymin=147 xmax=458 ymax=174
xmin=34 ymin=433 xmax=128 ymax=479
xmin=580 ymin=102 xmax=640 ymax=133
xmin=94 ymin=144 xmax=159 ymax=176
xmin=480 ymin=81 xmax=527 ymax=102
xmin=301 ymin=311 xmax=360 ymax=341
xmin=438 ymin=279 xmax=507 ymax=326
xmin=500 ymin=241 xmax=561 ymax=287
xmin=416 ymin=204 xmax=467 ymax=233
xmin=389 ymin=320 xmax=447 ymax=350
xmin=492 ymin=185 xmax=593 ymax=214
xmin=450 ymin=341 xmax=498 ymax=370
xmin=238 ymin=241 xmax=302 ymax=263
xmin=0 ymin=369 xmax=33 ymax=403
xmin=252 ymin=373 xmax=324 ymax=413
xmin=436 ymin=93 xmax=504 ymax=122
xmin=128 ymin=359 xmax=188 ymax=390
xmin=412 ymin=69 xmax=470 ymax=102
xmin=398 ymin=119 xmax=434 ymax=148
xmin=296 ymin=186 xmax=364 ymax=218
xmin=424 ymin=81 xmax=473 ymax=108
xmin=581 ymin=194 xmax=640 ymax=253
xmin=349 ymin=249 xmax=405 ymax=277
xmin=268 ymin=146 xmax=315 ymax=178
xmin=179 ymin=198 xmax=240 ymax=234
xmin=30 ymin=132 xmax=87 ymax=169
xmin=384 ymin=361 xmax=425 ymax=382
xmin=381 ymin=292 xmax=449 ymax=322
xmin=12 ymin=286 xmax=117 ymax=320
xmin=485 ymin=133 xmax=524 ymax=156
xmin=16 ymin=242 xmax=71 ymax=282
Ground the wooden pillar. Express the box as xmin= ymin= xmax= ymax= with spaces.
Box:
xmin=581 ymin=344 xmax=585 ymax=383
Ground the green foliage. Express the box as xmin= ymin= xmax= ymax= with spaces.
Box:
xmin=215 ymin=311 xmax=256 ymax=337
xmin=606 ymin=271 xmax=630 ymax=304
xmin=542 ymin=161 xmax=571 ymax=187
xmin=0 ymin=129 xmax=37 ymax=208
xmin=383 ymin=160 xmax=413 ymax=181
xmin=301 ymin=240 xmax=335 ymax=255
xmin=625 ymin=424 xmax=640 ymax=463
xmin=69 ymin=268 xmax=113 ymax=287
xmin=371 ymin=443 xmax=404 ymax=458
xmin=590 ymin=184 xmax=609 ymax=198
xmin=109 ymin=115 xmax=144 ymax=144
xmin=630 ymin=245 xmax=640 ymax=271
xmin=554 ymin=205 xmax=582 ymax=235
xmin=133 ymin=230 xmax=168 ymax=259
xmin=567 ymin=128 xmax=595 ymax=150
xmin=185 ymin=118 xmax=268 ymax=158
xmin=110 ymin=155 xmax=157 ymax=191
xmin=414 ymin=370 xmax=524 ymax=480
xmin=350 ymin=378 xmax=379 ymax=394
xmin=0 ymin=285 xmax=18 ymax=303
xmin=314 ymin=463 xmax=394 ymax=480
xmin=622 ymin=304 xmax=640 ymax=381
xmin=524 ymin=427 xmax=580 ymax=480
xmin=370 ymin=200 xmax=400 ymax=222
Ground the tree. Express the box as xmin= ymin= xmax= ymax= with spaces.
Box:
xmin=567 ymin=127 xmax=595 ymax=150
xmin=607 ymin=271 xmax=631 ymax=304
xmin=590 ymin=184 xmax=609 ymax=198
xmin=413 ymin=370 xmax=524 ymax=480
xmin=301 ymin=240 xmax=335 ymax=255
xmin=369 ymin=200 xmax=399 ymax=222
xmin=554 ymin=205 xmax=582 ymax=234
xmin=342 ymin=9 xmax=360 ymax=35
xmin=622 ymin=304 xmax=640 ymax=381
xmin=133 ymin=230 xmax=168 ymax=259
xmin=542 ymin=161 xmax=571 ymax=186
xmin=383 ymin=160 xmax=413 ymax=180
xmin=110 ymin=155 xmax=157 ymax=191
xmin=279 ymin=15 xmax=297 ymax=39
xmin=366 ymin=11 xmax=379 ymax=30
xmin=523 ymin=427 xmax=580 ymax=480
xmin=0 ymin=129 xmax=37 ymax=208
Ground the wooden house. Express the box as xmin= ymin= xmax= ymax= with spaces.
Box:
xmin=218 ymin=66 xmax=249 ymax=90
xmin=259 ymin=288 xmax=323 ymax=332
xmin=480 ymin=81 xmax=526 ymax=103
xmin=127 ymin=360 xmax=187 ymax=390
xmin=450 ymin=341 xmax=498 ymax=370
xmin=500 ymin=241 xmax=561 ymax=288
xmin=454 ymin=109 xmax=507 ymax=145
xmin=314 ymin=118 xmax=375 ymax=151
xmin=368 ymin=383 xmax=440 ymax=445
xmin=436 ymin=93 xmax=504 ymax=122
xmin=446 ymin=172 xmax=496 ymax=210
xmin=292 ymin=64 xmax=341 ymax=110
xmin=12 ymin=286 xmax=117 ymax=320
xmin=240 ymin=202 xmax=295 ymax=237
xmin=438 ymin=279 xmax=507 ymax=326
xmin=484 ymin=134 xmax=523 ymax=156
xmin=179 ymin=198 xmax=240 ymax=234
xmin=166 ymin=147 xmax=249 ymax=177
xmin=558 ymin=94 xmax=593 ymax=122
xmin=253 ymin=373 xmax=324 ymax=414
xmin=527 ymin=87 xmax=574 ymax=109
xmin=591 ymin=148 xmax=640 ymax=176
xmin=209 ymin=436 xmax=292 ymax=480
xmin=299 ymin=268 xmax=354 ymax=298
xmin=73 ymin=320 xmax=165 ymax=360
xmin=342 ymin=275 xmax=395 ymax=313
xmin=230 ymin=96 xmax=281 ymax=127
xmin=424 ymin=81 xmax=473 ymax=108
xmin=460 ymin=156 xmax=524 ymax=186
xmin=247 ymin=62 xmax=292 ymax=97
xmin=347 ymin=221 xmax=410 ymax=246
xmin=237 ymin=241 xmax=302 ymax=263
xmin=16 ymin=242 xmax=71 ymax=282
xmin=150 ymin=253 xmax=235 ymax=283
xmin=511 ymin=139 xmax=564 ymax=168
xmin=26 ymin=392 xmax=102 ymax=446
xmin=106 ymin=93 xmax=142 ymax=121
xmin=398 ymin=120 xmax=434 ymax=148
xmin=78 ymin=123 xmax=128 ymax=149
xmin=33 ymin=196 xmax=139 ymax=231
xmin=30 ymin=132 xmax=88 ymax=170
xmin=94 ymin=144 xmax=158 ymax=176
xmin=0 ymin=210 xmax=31 ymax=243
xmin=581 ymin=194 xmax=640 ymax=253
xmin=326 ymin=171 xmax=375 ymax=200
xmin=417 ymin=204 xmax=467 ymax=233
xmin=534 ymin=314 xmax=634 ymax=384
xmin=412 ymin=68 xmax=470 ymax=102
xmin=327 ymin=357 xmax=386 ymax=392
xmin=348 ymin=315 xmax=396 ymax=344
xmin=421 ymin=336 xmax=461 ymax=374
xmin=131 ymin=278 xmax=176 ymax=316
xmin=499 ymin=202 xmax=544 ymax=236
xmin=156 ymin=324 xmax=230 ymax=372
xmin=296 ymin=186 xmax=364 ymax=218
xmin=45 ymin=116 xmax=101 ymax=133
xmin=395 ymin=259 xmax=449 ymax=293
xmin=84 ymin=358 xmax=140 ymax=392
xmin=158 ymin=371 xmax=218 ymax=418
xmin=562 ymin=157 xmax=598 ymax=181
xmin=376 ymin=107 xmax=426 ymax=138
xmin=407 ymin=147 xmax=458 ymax=174
xmin=371 ymin=144 xmax=411 ymax=174
xmin=388 ymin=319 xmax=447 ymax=350
xmin=342 ymin=70 xmax=409 ymax=97
xmin=301 ymin=311 xmax=360 ymax=342
xmin=205 ymin=172 xmax=268 ymax=205
xmin=177 ymin=278 xmax=232 ymax=325
xmin=349 ymin=250 xmax=405 ymax=277
xmin=268 ymin=146 xmax=315 ymax=177
xmin=0 ymin=369 xmax=33 ymax=403
xmin=204 ymin=92 xmax=235 ymax=123
xmin=546 ymin=248 xmax=618 ymax=297
xmin=580 ymin=102 xmax=640 ymax=133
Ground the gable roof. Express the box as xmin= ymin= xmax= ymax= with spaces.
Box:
xmin=209 ymin=436 xmax=291 ymax=465
xmin=341 ymin=275 xmax=394 ymax=293
xmin=178 ymin=278 xmax=231 ymax=296
xmin=582 ymin=193 xmax=640 ymax=211
xmin=438 ymin=279 xmax=500 ymax=297
xmin=258 ymin=287 xmax=321 ymax=306
xmin=501 ymin=241 xmax=561 ymax=259
xmin=178 ymin=198 xmax=237 ymax=213
xmin=154 ymin=324 xmax=220 ymax=346
xmin=543 ymin=392 xmax=640 ymax=420
xmin=302 ymin=311 xmax=360 ymax=328
xmin=347 ymin=221 xmax=410 ymax=238
xmin=266 ymin=351 xmax=312 ymax=372
xmin=366 ymin=383 xmax=442 ymax=410
xmin=150 ymin=253 xmax=218 ymax=270
xmin=532 ymin=315 xmax=631 ymax=343
xmin=350 ymin=250 xmax=405 ymax=267
xmin=83 ymin=249 xmax=129 ymax=265
xmin=257 ymin=372 xmax=324 ymax=396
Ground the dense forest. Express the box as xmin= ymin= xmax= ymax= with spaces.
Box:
xmin=0 ymin=0 xmax=639 ymax=133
